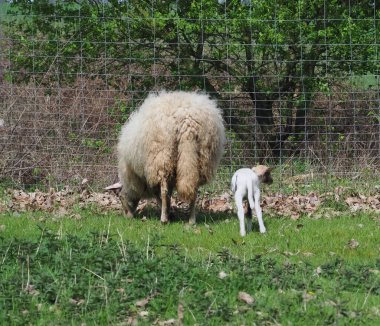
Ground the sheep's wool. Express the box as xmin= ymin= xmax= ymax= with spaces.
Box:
xmin=117 ymin=91 xmax=226 ymax=202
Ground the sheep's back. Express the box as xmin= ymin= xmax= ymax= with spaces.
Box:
xmin=118 ymin=91 xmax=225 ymax=192
xmin=117 ymin=92 xmax=179 ymax=186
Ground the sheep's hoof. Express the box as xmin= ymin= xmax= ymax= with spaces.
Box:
xmin=160 ymin=217 xmax=169 ymax=224
xmin=125 ymin=212 xmax=134 ymax=218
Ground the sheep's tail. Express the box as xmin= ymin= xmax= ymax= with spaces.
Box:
xmin=176 ymin=121 xmax=200 ymax=202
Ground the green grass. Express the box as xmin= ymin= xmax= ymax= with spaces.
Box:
xmin=0 ymin=2 xmax=9 ymax=13
xmin=0 ymin=206 xmax=379 ymax=325
xmin=1 ymin=208 xmax=379 ymax=264
xmin=351 ymin=74 xmax=378 ymax=90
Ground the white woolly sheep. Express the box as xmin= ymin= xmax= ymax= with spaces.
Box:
xmin=116 ymin=90 xmax=226 ymax=224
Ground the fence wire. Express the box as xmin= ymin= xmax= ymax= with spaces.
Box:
xmin=0 ymin=0 xmax=379 ymax=192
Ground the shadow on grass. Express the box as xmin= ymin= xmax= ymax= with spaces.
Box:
xmin=134 ymin=203 xmax=275 ymax=234
xmin=134 ymin=204 xmax=233 ymax=223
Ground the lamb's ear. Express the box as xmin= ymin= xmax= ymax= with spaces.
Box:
xmin=105 ymin=182 xmax=123 ymax=191
xmin=253 ymin=165 xmax=269 ymax=177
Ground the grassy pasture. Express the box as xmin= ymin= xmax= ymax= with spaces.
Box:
xmin=0 ymin=204 xmax=379 ymax=325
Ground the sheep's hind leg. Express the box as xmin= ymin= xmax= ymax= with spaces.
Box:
xmin=160 ymin=180 xmax=170 ymax=224
xmin=188 ymin=199 xmax=196 ymax=225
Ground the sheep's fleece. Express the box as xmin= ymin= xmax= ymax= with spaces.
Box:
xmin=117 ymin=90 xmax=226 ymax=223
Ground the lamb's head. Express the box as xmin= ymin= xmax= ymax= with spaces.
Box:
xmin=253 ymin=165 xmax=273 ymax=185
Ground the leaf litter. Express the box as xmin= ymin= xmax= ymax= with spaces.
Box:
xmin=1 ymin=183 xmax=379 ymax=219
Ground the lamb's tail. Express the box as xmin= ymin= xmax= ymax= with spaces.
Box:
xmin=176 ymin=119 xmax=200 ymax=202
xmin=231 ymin=173 xmax=238 ymax=193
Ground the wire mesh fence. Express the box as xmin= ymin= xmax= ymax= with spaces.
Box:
xmin=0 ymin=0 xmax=379 ymax=192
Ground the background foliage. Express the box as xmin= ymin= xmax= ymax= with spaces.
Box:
xmin=0 ymin=0 xmax=379 ymax=188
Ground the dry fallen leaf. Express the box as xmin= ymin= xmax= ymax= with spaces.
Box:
xmin=81 ymin=178 xmax=89 ymax=187
xmin=369 ymin=269 xmax=379 ymax=275
xmin=193 ymin=227 xmax=201 ymax=235
xmin=177 ymin=302 xmax=184 ymax=326
xmin=135 ymin=297 xmax=150 ymax=308
xmin=347 ymin=239 xmax=359 ymax=249
xmin=138 ymin=311 xmax=149 ymax=318
xmin=283 ymin=250 xmax=300 ymax=257
xmin=158 ymin=319 xmax=176 ymax=326
xmin=24 ymin=284 xmax=39 ymax=296
xmin=126 ymin=316 xmax=138 ymax=326
xmin=238 ymin=291 xmax=255 ymax=305
xmin=302 ymin=291 xmax=315 ymax=302
xmin=303 ymin=252 xmax=314 ymax=257
xmin=105 ymin=182 xmax=122 ymax=191
xmin=345 ymin=195 xmax=380 ymax=212
xmin=69 ymin=298 xmax=85 ymax=305
xmin=314 ymin=266 xmax=322 ymax=276
xmin=201 ymin=195 xmax=233 ymax=213
xmin=135 ymin=292 xmax=157 ymax=309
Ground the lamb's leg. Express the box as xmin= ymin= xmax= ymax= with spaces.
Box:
xmin=246 ymin=204 xmax=253 ymax=234
xmin=253 ymin=188 xmax=266 ymax=233
xmin=235 ymin=191 xmax=246 ymax=237
xmin=160 ymin=179 xmax=170 ymax=223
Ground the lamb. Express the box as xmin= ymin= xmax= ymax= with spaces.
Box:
xmin=231 ymin=165 xmax=273 ymax=236
xmin=115 ymin=90 xmax=226 ymax=224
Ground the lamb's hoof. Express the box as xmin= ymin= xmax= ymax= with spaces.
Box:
xmin=260 ymin=228 xmax=266 ymax=234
